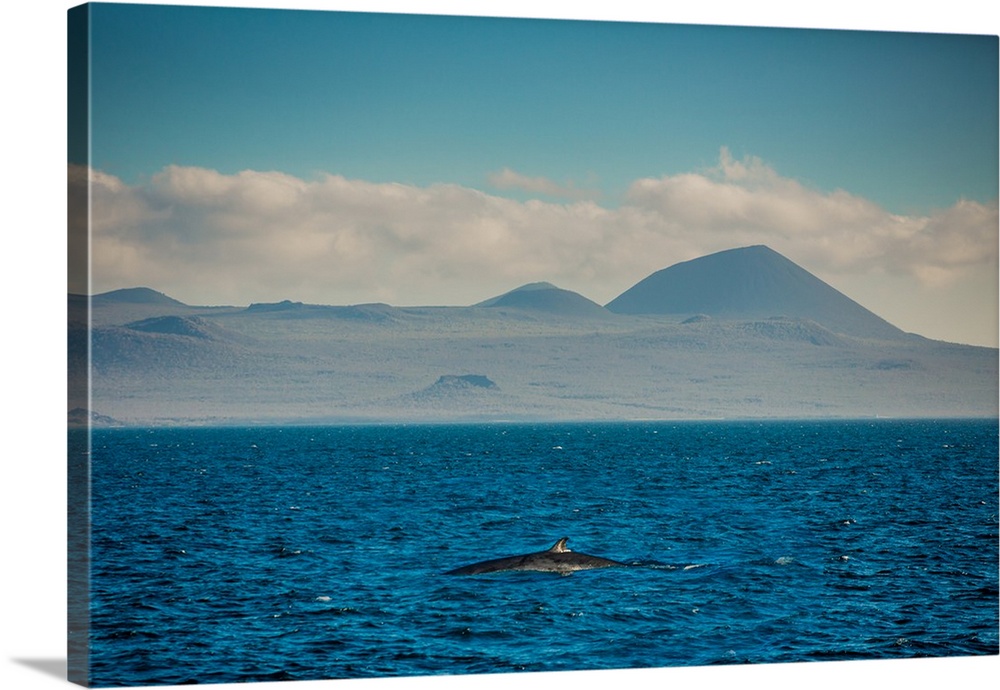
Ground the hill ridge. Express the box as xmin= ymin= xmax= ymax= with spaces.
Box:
xmin=83 ymin=246 xmax=912 ymax=339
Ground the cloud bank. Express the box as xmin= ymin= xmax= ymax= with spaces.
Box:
xmin=625 ymin=149 xmax=998 ymax=285
xmin=488 ymin=167 xmax=600 ymax=201
xmin=72 ymin=149 xmax=997 ymax=342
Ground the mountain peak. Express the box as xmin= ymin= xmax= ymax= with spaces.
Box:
xmin=474 ymin=282 xmax=558 ymax=307
xmin=475 ymin=282 xmax=609 ymax=318
xmin=606 ymin=245 xmax=904 ymax=340
xmin=93 ymin=287 xmax=187 ymax=306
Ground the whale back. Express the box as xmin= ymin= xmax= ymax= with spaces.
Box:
xmin=445 ymin=536 xmax=625 ymax=575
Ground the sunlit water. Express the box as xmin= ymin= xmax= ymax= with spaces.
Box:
xmin=78 ymin=419 xmax=998 ymax=686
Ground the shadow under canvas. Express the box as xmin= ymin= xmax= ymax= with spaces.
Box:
xmin=12 ymin=658 xmax=68 ymax=681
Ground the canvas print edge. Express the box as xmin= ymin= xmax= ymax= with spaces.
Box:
xmin=62 ymin=2 xmax=999 ymax=689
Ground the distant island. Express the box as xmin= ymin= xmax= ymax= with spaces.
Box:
xmin=69 ymin=245 xmax=997 ymax=426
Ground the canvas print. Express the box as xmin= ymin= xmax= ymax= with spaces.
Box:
xmin=67 ymin=2 xmax=999 ymax=687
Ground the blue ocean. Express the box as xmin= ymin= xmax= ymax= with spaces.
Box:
xmin=77 ymin=419 xmax=998 ymax=687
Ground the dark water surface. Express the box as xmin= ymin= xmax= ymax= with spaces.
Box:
xmin=80 ymin=419 xmax=998 ymax=686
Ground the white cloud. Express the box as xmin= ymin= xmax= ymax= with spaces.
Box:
xmin=488 ymin=167 xmax=600 ymax=201
xmin=77 ymin=153 xmax=997 ymax=343
xmin=82 ymin=164 xmax=620 ymax=304
xmin=887 ymin=199 xmax=999 ymax=285
xmin=625 ymin=147 xmax=998 ymax=283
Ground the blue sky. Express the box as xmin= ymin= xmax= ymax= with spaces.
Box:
xmin=68 ymin=1 xmax=999 ymax=346
xmin=85 ymin=3 xmax=996 ymax=214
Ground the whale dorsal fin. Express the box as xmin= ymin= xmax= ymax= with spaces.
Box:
xmin=549 ymin=537 xmax=571 ymax=553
